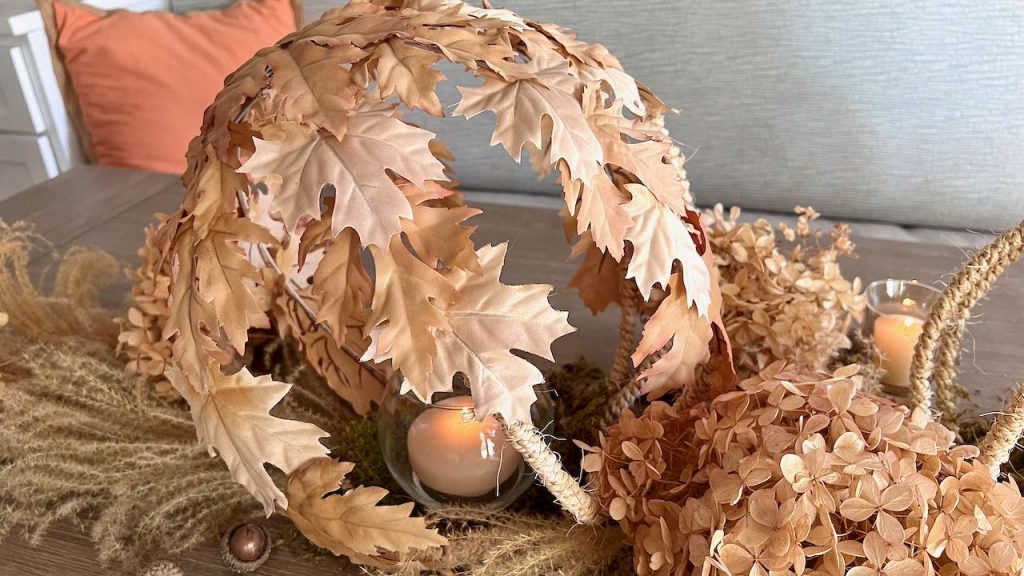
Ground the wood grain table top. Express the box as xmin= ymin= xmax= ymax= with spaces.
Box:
xmin=1 ymin=165 xmax=1022 ymax=575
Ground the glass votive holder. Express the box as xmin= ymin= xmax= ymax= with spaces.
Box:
xmin=863 ymin=279 xmax=943 ymax=395
xmin=377 ymin=377 xmax=549 ymax=509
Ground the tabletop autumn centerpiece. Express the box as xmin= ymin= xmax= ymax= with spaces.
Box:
xmin=3 ymin=1 xmax=1024 ymax=574
xmin=117 ymin=0 xmax=731 ymax=564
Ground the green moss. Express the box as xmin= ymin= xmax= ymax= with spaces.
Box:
xmin=328 ymin=418 xmax=400 ymax=495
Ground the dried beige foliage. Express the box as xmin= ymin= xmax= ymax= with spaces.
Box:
xmin=705 ymin=204 xmax=865 ymax=377
xmin=285 ymin=458 xmax=447 ymax=567
xmin=588 ymin=363 xmax=1024 ymax=576
xmin=165 ymin=365 xmax=329 ymax=515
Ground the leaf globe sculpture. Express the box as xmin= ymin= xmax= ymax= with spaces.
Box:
xmin=126 ymin=0 xmax=734 ymax=563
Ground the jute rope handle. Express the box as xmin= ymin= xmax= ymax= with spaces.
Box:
xmin=904 ymin=220 xmax=1024 ymax=478
xmin=608 ymin=261 xmax=642 ymax=394
xmin=908 ymin=220 xmax=1024 ymax=421
xmin=503 ymin=420 xmax=602 ymax=524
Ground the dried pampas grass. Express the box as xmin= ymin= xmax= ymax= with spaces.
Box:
xmin=0 ymin=338 xmax=259 ymax=567
xmin=374 ymin=508 xmax=628 ymax=576
xmin=0 ymin=220 xmax=119 ymax=343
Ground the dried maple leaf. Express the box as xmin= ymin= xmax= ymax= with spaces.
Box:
xmin=163 ymin=226 xmax=220 ymax=391
xmin=167 ymin=364 xmax=329 ymax=515
xmin=414 ymin=243 xmax=574 ymax=424
xmin=285 ymin=457 xmax=447 ymax=567
xmin=256 ymin=41 xmax=368 ymax=139
xmin=357 ymin=38 xmax=445 ymax=115
xmin=632 ymin=272 xmax=713 ymax=397
xmin=195 ymin=215 xmax=276 ymax=354
xmin=567 ymin=234 xmax=620 ymax=314
xmin=238 ymin=103 xmax=446 ymax=246
xmin=364 ymin=238 xmax=457 ymax=390
xmin=309 ymin=227 xmax=373 ymax=345
xmin=622 ymin=183 xmax=709 ymax=311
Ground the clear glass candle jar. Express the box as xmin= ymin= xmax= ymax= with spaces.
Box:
xmin=863 ymin=279 xmax=943 ymax=394
xmin=377 ymin=378 xmax=549 ymax=509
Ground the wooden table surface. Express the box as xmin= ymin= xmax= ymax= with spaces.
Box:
xmin=1 ymin=166 xmax=1022 ymax=575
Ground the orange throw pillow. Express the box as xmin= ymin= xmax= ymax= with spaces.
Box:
xmin=52 ymin=0 xmax=297 ymax=174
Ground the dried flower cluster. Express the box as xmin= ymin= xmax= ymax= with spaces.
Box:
xmin=705 ymin=205 xmax=865 ymax=378
xmin=587 ymin=362 xmax=1024 ymax=576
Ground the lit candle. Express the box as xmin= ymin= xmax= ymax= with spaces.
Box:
xmin=406 ymin=396 xmax=522 ymax=497
xmin=873 ymin=313 xmax=925 ymax=388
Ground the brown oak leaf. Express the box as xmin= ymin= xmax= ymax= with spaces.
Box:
xmin=632 ymin=272 xmax=713 ymax=397
xmin=414 ymin=243 xmax=574 ymax=424
xmin=310 ymin=227 xmax=373 ymax=345
xmin=167 ymin=364 xmax=329 ymax=515
xmin=567 ymin=233 xmax=620 ymax=314
xmin=195 ymin=215 xmax=276 ymax=354
xmin=364 ymin=238 xmax=457 ymax=390
xmin=623 ymin=183 xmax=710 ymax=311
xmin=163 ymin=226 xmax=220 ymax=392
xmin=357 ymin=38 xmax=445 ymax=115
xmin=258 ymin=41 xmax=368 ymax=139
xmin=238 ymin=103 xmax=446 ymax=246
xmin=285 ymin=458 xmax=447 ymax=567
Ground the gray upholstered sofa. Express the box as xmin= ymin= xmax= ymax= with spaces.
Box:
xmin=192 ymin=0 xmax=1024 ymax=242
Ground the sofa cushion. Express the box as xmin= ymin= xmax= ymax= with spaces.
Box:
xmin=44 ymin=0 xmax=298 ymax=173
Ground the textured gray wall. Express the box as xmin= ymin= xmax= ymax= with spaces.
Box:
xmin=291 ymin=0 xmax=1024 ymax=230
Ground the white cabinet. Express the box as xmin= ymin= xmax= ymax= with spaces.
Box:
xmin=0 ymin=132 xmax=57 ymax=192
xmin=0 ymin=0 xmax=166 ymax=201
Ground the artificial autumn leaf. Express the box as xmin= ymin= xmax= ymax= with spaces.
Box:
xmin=163 ymin=226 xmax=220 ymax=392
xmin=358 ymin=38 xmax=445 ymax=115
xmin=567 ymin=234 xmax=620 ymax=314
xmin=623 ymin=183 xmax=710 ymax=312
xmin=167 ymin=364 xmax=329 ymax=515
xmin=564 ymin=168 xmax=632 ymax=261
xmin=238 ymin=103 xmax=446 ymax=246
xmin=412 ymin=243 xmax=574 ymax=424
xmin=257 ymin=41 xmax=368 ymax=139
xmin=364 ymin=237 xmax=457 ymax=390
xmin=285 ymin=458 xmax=447 ymax=567
xmin=632 ymin=272 xmax=713 ymax=397
xmin=309 ymin=227 xmax=373 ymax=345
xmin=396 ymin=179 xmax=481 ymax=271
xmin=187 ymin=146 xmax=246 ymax=240
xmin=411 ymin=18 xmax=516 ymax=70
xmin=290 ymin=301 xmax=384 ymax=416
xmin=585 ymin=87 xmax=687 ymax=215
xmin=195 ymin=215 xmax=276 ymax=353
xmin=453 ymin=49 xmax=635 ymax=256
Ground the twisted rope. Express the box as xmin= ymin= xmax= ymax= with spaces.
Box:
xmin=600 ymin=346 xmax=664 ymax=430
xmin=909 ymin=221 xmax=1024 ymax=421
xmin=607 ymin=263 xmax=641 ymax=394
xmin=977 ymin=383 xmax=1024 ymax=478
xmin=503 ymin=421 xmax=601 ymax=524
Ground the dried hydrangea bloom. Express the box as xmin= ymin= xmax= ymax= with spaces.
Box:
xmin=704 ymin=205 xmax=866 ymax=378
xmin=589 ymin=362 xmax=1024 ymax=576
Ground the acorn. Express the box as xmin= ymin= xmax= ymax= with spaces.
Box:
xmin=220 ymin=522 xmax=271 ymax=573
